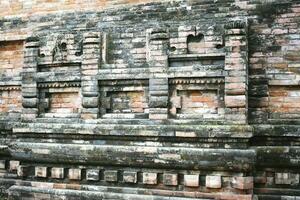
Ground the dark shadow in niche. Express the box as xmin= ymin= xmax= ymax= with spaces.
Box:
xmin=187 ymin=33 xmax=205 ymax=54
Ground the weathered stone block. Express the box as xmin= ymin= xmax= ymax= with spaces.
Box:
xmin=68 ymin=168 xmax=81 ymax=180
xmin=86 ymin=169 xmax=100 ymax=181
xmin=35 ymin=166 xmax=47 ymax=178
xmin=51 ymin=168 xmax=64 ymax=179
xmin=225 ymin=95 xmax=246 ymax=108
xmin=143 ymin=172 xmax=157 ymax=185
xmin=184 ymin=174 xmax=199 ymax=187
xmin=123 ymin=171 xmax=137 ymax=183
xmin=104 ymin=170 xmax=118 ymax=182
xmin=82 ymin=97 xmax=99 ymax=108
xmin=163 ymin=173 xmax=178 ymax=186
xmin=206 ymin=175 xmax=222 ymax=189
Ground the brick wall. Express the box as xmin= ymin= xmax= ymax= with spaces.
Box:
xmin=0 ymin=0 xmax=163 ymax=17
xmin=0 ymin=90 xmax=22 ymax=115
xmin=0 ymin=41 xmax=23 ymax=78
xmin=0 ymin=1 xmax=300 ymax=200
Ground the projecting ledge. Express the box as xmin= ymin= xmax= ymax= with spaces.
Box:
xmin=13 ymin=122 xmax=253 ymax=138
xmin=8 ymin=185 xmax=213 ymax=200
xmin=253 ymin=124 xmax=300 ymax=137
xmin=8 ymin=142 xmax=256 ymax=171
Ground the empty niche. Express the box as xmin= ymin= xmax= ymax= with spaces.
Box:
xmin=187 ymin=33 xmax=205 ymax=54
xmin=169 ymin=78 xmax=225 ymax=120
xmin=0 ymin=41 xmax=24 ymax=78
xmin=99 ymin=80 xmax=149 ymax=119
xmin=38 ymin=83 xmax=81 ymax=118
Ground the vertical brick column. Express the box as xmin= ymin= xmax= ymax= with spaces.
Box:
xmin=224 ymin=19 xmax=248 ymax=124
xmin=147 ymin=29 xmax=169 ymax=120
xmin=81 ymin=32 xmax=101 ymax=119
xmin=22 ymin=37 xmax=39 ymax=121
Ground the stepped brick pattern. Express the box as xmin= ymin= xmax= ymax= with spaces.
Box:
xmin=0 ymin=0 xmax=300 ymax=199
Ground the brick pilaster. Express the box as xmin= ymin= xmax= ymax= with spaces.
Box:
xmin=224 ymin=19 xmax=248 ymax=124
xmin=21 ymin=37 xmax=39 ymax=121
xmin=81 ymin=32 xmax=101 ymax=119
xmin=147 ymin=28 xmax=169 ymax=120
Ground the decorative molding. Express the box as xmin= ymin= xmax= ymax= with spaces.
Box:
xmin=169 ymin=78 xmax=224 ymax=85
xmin=0 ymin=86 xmax=21 ymax=91
xmin=38 ymin=82 xmax=81 ymax=88
xmin=224 ymin=18 xmax=248 ymax=29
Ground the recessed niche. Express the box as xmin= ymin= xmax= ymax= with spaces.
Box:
xmin=0 ymin=89 xmax=22 ymax=116
xmin=38 ymin=85 xmax=81 ymax=118
xmin=187 ymin=33 xmax=205 ymax=54
xmin=99 ymin=79 xmax=149 ymax=119
xmin=169 ymin=78 xmax=225 ymax=120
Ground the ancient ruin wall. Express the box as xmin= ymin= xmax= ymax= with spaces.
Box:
xmin=0 ymin=0 xmax=300 ymax=199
